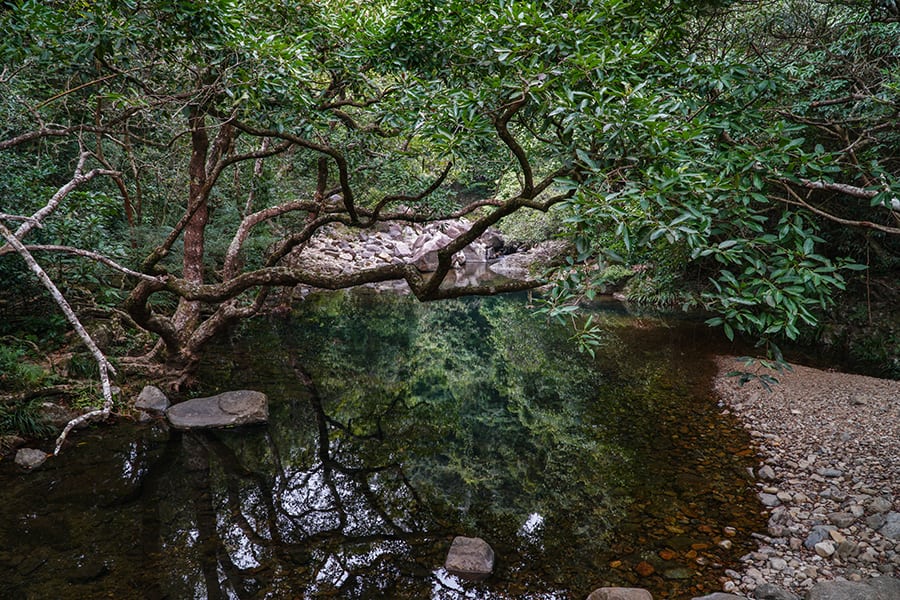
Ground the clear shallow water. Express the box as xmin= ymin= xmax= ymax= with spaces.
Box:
xmin=0 ymin=292 xmax=765 ymax=599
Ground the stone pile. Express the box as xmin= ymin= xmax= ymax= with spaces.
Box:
xmin=289 ymin=218 xmax=505 ymax=275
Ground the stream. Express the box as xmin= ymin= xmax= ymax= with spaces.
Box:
xmin=0 ymin=291 xmax=767 ymax=599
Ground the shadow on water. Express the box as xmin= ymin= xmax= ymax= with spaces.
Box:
xmin=0 ymin=292 xmax=766 ymax=599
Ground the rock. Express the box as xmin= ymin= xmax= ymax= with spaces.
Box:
xmin=867 ymin=577 xmax=900 ymax=597
xmin=866 ymin=513 xmax=887 ymax=531
xmin=444 ymin=536 xmax=494 ymax=580
xmin=807 ymin=577 xmax=900 ymax=599
xmin=814 ymin=540 xmax=836 ymax=557
xmin=817 ymin=467 xmax=843 ymax=478
xmin=15 ymin=448 xmax=48 ymax=470
xmin=37 ymin=402 xmax=80 ymax=429
xmin=586 ymin=587 xmax=653 ymax=600
xmin=662 ymin=567 xmax=693 ymax=580
xmin=805 ymin=525 xmax=836 ymax=549
xmin=411 ymin=232 xmax=452 ymax=272
xmin=166 ymin=390 xmax=268 ymax=430
xmin=691 ymin=594 xmax=745 ymax=600
xmin=759 ymin=492 xmax=781 ymax=507
xmin=869 ymin=497 xmax=893 ymax=514
xmin=134 ymin=385 xmax=169 ymax=414
xmin=753 ymin=583 xmax=800 ymax=600
xmin=634 ymin=561 xmax=655 ymax=577
xmin=881 ymin=513 xmax=900 ymax=540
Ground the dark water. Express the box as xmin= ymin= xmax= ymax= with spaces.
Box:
xmin=0 ymin=292 xmax=766 ymax=599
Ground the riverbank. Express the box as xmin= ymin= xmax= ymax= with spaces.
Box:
xmin=712 ymin=357 xmax=900 ymax=597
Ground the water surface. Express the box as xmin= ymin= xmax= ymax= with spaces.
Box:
xmin=0 ymin=293 xmax=765 ymax=599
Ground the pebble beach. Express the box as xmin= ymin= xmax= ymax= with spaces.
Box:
xmin=712 ymin=357 xmax=900 ymax=598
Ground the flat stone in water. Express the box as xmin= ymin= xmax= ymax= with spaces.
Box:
xmin=587 ymin=588 xmax=652 ymax=600
xmin=444 ymin=536 xmax=494 ymax=581
xmin=166 ymin=390 xmax=268 ymax=430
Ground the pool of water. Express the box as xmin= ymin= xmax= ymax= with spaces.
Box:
xmin=0 ymin=292 xmax=766 ymax=599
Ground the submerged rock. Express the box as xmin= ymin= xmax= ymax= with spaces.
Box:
xmin=165 ymin=390 xmax=268 ymax=430
xmin=587 ymin=587 xmax=653 ymax=600
xmin=15 ymin=448 xmax=48 ymax=470
xmin=444 ymin=536 xmax=494 ymax=581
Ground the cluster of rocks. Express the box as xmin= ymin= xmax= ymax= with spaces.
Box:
xmin=11 ymin=387 xmax=269 ymax=471
xmin=134 ymin=385 xmax=268 ymax=430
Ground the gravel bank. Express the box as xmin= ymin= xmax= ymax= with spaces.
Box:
xmin=712 ymin=356 xmax=900 ymax=597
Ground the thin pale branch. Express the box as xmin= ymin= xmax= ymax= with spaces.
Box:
xmin=1 ymin=244 xmax=167 ymax=282
xmin=0 ymin=222 xmax=115 ymax=455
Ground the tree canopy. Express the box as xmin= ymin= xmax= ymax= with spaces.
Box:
xmin=1 ymin=0 xmax=898 ymax=396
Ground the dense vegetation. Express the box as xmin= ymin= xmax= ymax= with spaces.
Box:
xmin=1 ymin=1 xmax=898 ymax=434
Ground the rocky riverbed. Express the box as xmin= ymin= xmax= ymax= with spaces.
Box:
xmin=711 ymin=357 xmax=900 ymax=599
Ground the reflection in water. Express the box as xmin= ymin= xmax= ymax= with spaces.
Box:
xmin=0 ymin=293 xmax=765 ymax=599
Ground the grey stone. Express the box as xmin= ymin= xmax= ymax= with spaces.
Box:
xmin=881 ymin=519 xmax=900 ymax=540
xmin=15 ymin=448 xmax=48 ymax=470
xmin=869 ymin=497 xmax=893 ymax=514
xmin=837 ymin=540 xmax=860 ymax=558
xmin=691 ymin=595 xmax=745 ymax=600
xmin=828 ymin=512 xmax=857 ymax=528
xmin=662 ymin=567 xmax=693 ymax=580
xmin=586 ymin=587 xmax=652 ymax=600
xmin=134 ymin=385 xmax=169 ymax=414
xmin=867 ymin=576 xmax=900 ymax=596
xmin=758 ymin=465 xmax=777 ymax=481
xmin=818 ymin=467 xmax=844 ymax=478
xmin=805 ymin=525 xmax=836 ymax=549
xmin=166 ymin=390 xmax=268 ymax=430
xmin=37 ymin=401 xmax=80 ymax=429
xmin=753 ymin=583 xmax=800 ymax=600
xmin=760 ymin=492 xmax=781 ymax=507
xmin=815 ymin=540 xmax=836 ymax=557
xmin=867 ymin=513 xmax=887 ymax=531
xmin=444 ymin=536 xmax=494 ymax=580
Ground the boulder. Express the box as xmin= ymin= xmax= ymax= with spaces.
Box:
xmin=15 ymin=448 xmax=48 ymax=470
xmin=134 ymin=385 xmax=169 ymax=415
xmin=444 ymin=536 xmax=494 ymax=581
xmin=411 ymin=232 xmax=453 ymax=272
xmin=37 ymin=401 xmax=80 ymax=429
xmin=807 ymin=577 xmax=900 ymax=600
xmin=166 ymin=390 xmax=268 ymax=430
xmin=587 ymin=587 xmax=653 ymax=600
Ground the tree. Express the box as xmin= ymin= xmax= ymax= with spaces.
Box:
xmin=1 ymin=0 xmax=579 ymax=387
xmin=541 ymin=0 xmax=899 ymax=356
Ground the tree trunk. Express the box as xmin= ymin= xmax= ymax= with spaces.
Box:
xmin=172 ymin=108 xmax=211 ymax=335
